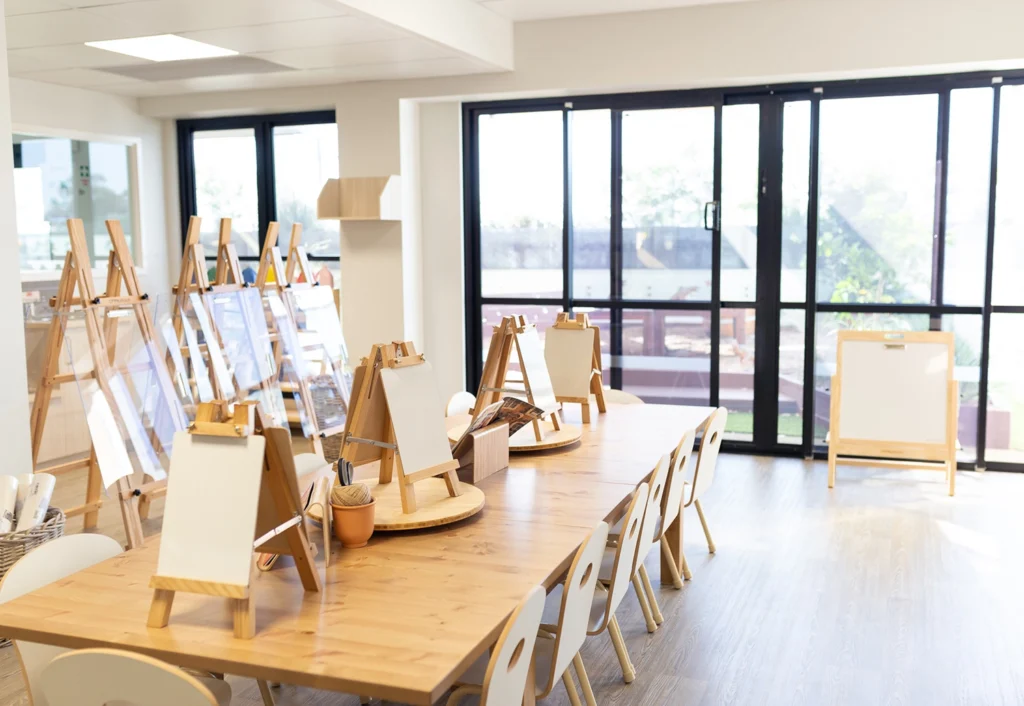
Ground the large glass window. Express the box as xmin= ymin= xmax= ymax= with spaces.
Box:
xmin=466 ymin=73 xmax=1024 ymax=469
xmin=178 ymin=111 xmax=337 ymax=283
xmin=14 ymin=134 xmax=137 ymax=272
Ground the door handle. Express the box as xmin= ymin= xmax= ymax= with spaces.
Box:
xmin=703 ymin=201 xmax=720 ymax=231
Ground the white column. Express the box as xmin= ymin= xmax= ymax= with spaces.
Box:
xmin=0 ymin=0 xmax=35 ymax=475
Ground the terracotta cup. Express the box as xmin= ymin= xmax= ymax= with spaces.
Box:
xmin=331 ymin=498 xmax=376 ymax=548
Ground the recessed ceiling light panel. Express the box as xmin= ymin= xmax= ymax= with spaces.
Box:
xmin=85 ymin=35 xmax=238 ymax=62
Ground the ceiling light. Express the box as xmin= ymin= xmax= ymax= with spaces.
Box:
xmin=85 ymin=35 xmax=238 ymax=62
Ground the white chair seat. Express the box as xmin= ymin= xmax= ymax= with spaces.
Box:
xmin=454 ymin=629 xmax=558 ymax=697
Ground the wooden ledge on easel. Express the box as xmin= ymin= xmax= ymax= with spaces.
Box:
xmin=456 ymin=422 xmax=509 ymax=485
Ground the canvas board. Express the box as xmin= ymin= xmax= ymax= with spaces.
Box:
xmin=515 ymin=328 xmax=560 ymax=413
xmin=837 ymin=338 xmax=950 ymax=445
xmin=80 ymin=380 xmax=134 ymax=488
xmin=544 ymin=327 xmax=597 ymax=399
xmin=189 ymin=293 xmax=235 ymax=399
xmin=379 ymin=361 xmax=454 ymax=476
xmin=156 ymin=431 xmax=266 ymax=587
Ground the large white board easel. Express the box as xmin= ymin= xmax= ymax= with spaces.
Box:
xmin=828 ymin=330 xmax=958 ymax=496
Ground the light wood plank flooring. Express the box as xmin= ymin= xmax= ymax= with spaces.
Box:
xmin=2 ymin=457 xmax=1023 ymax=705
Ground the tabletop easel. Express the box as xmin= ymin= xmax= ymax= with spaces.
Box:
xmin=148 ymin=401 xmax=321 ymax=639
xmin=341 ymin=342 xmax=461 ymax=515
xmin=29 ymin=219 xmax=180 ymax=548
xmin=547 ymin=312 xmax=607 ymax=423
xmin=473 ymin=315 xmax=563 ymax=443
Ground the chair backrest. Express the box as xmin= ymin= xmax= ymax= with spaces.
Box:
xmin=602 ymin=388 xmax=645 ymax=405
xmin=660 ymin=428 xmax=697 ymax=538
xmin=0 ymin=534 xmax=123 ymax=706
xmin=546 ymin=521 xmax=609 ymax=691
xmin=446 ymin=391 xmax=477 ymax=417
xmin=633 ymin=454 xmax=671 ymax=569
xmin=41 ymin=648 xmax=219 ymax=706
xmin=481 ymin=585 xmax=546 ymax=706
xmin=689 ymin=408 xmax=728 ymax=504
xmin=599 ymin=483 xmax=649 ymax=629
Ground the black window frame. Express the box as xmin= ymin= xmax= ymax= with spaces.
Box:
xmin=463 ymin=68 xmax=1024 ymax=470
xmin=176 ymin=109 xmax=337 ymax=261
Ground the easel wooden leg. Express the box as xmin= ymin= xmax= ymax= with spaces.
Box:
xmin=399 ymin=479 xmax=418 ymax=514
xmin=147 ymin=589 xmax=175 ymax=628
xmin=117 ymin=477 xmax=145 ymax=550
xmin=442 ymin=470 xmax=463 ymax=498
xmin=828 ymin=447 xmax=838 ymax=488
xmin=83 ymin=449 xmax=101 ymax=530
xmin=532 ymin=419 xmax=543 ymax=443
xmin=948 ymin=460 xmax=956 ymax=497
xmin=379 ymin=424 xmax=396 ymax=484
xmin=581 ymin=402 xmax=591 ymax=425
xmin=550 ymin=411 xmax=562 ymax=432
xmin=233 ymin=596 xmax=256 ymax=639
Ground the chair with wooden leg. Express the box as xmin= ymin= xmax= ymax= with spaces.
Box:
xmin=451 ymin=522 xmax=608 ymax=706
xmin=658 ymin=427 xmax=698 ymax=585
xmin=446 ymin=391 xmax=477 ymax=417
xmin=625 ymin=454 xmax=672 ymax=633
xmin=676 ymin=407 xmax=727 ymax=579
xmin=445 ymin=585 xmax=546 ymax=706
xmin=0 ymin=534 xmax=232 ymax=706
xmin=41 ymin=648 xmax=224 ymax=706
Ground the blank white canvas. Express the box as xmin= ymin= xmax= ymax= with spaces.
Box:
xmin=515 ymin=328 xmax=560 ymax=414
xmin=380 ymin=361 xmax=454 ymax=476
xmin=156 ymin=431 xmax=266 ymax=587
xmin=544 ymin=327 xmax=596 ymax=399
xmin=81 ymin=381 xmax=134 ymax=488
xmin=838 ymin=340 xmax=949 ymax=444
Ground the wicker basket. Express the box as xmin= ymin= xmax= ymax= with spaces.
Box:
xmin=0 ymin=508 xmax=65 ymax=648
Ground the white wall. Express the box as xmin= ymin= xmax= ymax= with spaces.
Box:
xmin=0 ymin=2 xmax=33 ymax=474
xmin=137 ymin=0 xmax=1024 ymax=394
xmin=10 ymin=79 xmax=171 ymax=298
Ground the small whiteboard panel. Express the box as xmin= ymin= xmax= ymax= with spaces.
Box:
xmin=379 ymin=362 xmax=454 ymax=476
xmin=837 ymin=335 xmax=951 ymax=445
xmin=515 ymin=328 xmax=560 ymax=414
xmin=545 ymin=327 xmax=596 ymax=399
xmin=157 ymin=431 xmax=266 ymax=587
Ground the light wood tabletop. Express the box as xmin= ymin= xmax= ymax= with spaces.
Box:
xmin=0 ymin=403 xmax=714 ymax=705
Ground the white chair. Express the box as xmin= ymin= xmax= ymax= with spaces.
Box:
xmin=602 ymin=388 xmax=645 ymax=405
xmin=41 ymin=648 xmax=222 ymax=706
xmin=592 ymin=482 xmax=650 ymax=684
xmin=627 ymin=454 xmax=672 ymax=632
xmin=446 ymin=391 xmax=477 ymax=417
xmin=445 ymin=523 xmax=608 ymax=706
xmin=658 ymin=427 xmax=698 ymax=587
xmin=676 ymin=408 xmax=727 ymax=580
xmin=0 ymin=534 xmax=231 ymax=706
xmin=445 ymin=585 xmax=546 ymax=706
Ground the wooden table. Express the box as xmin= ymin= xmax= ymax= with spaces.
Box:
xmin=0 ymin=403 xmax=713 ymax=705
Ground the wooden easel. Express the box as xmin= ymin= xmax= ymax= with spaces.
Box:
xmin=341 ymin=342 xmax=461 ymax=514
xmin=28 ymin=218 xmax=180 ymax=548
xmin=548 ymin=312 xmax=607 ymax=423
xmin=473 ymin=315 xmax=563 ymax=443
xmin=148 ymin=401 xmax=321 ymax=639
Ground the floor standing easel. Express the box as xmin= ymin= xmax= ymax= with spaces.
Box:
xmin=29 ymin=219 xmax=177 ymax=548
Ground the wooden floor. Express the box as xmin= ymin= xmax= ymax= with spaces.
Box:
xmin=3 ymin=456 xmax=1024 ymax=705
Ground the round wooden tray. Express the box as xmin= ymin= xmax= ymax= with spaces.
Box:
xmin=369 ymin=478 xmax=486 ymax=531
xmin=447 ymin=419 xmax=582 ymax=453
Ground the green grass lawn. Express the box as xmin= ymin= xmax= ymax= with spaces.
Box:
xmin=725 ymin=412 xmax=804 ymax=438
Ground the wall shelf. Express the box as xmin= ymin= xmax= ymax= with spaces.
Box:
xmin=317 ymin=176 xmax=401 ymax=222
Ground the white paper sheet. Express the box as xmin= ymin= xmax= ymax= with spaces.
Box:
xmin=544 ymin=327 xmax=597 ymax=399
xmin=379 ymin=361 xmax=455 ymax=477
xmin=515 ymin=328 xmax=560 ymax=414
xmin=81 ymin=381 xmax=134 ymax=488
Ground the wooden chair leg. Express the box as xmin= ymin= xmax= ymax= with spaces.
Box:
xmin=694 ymin=499 xmax=716 ymax=554
xmin=660 ymin=536 xmax=684 ymax=589
xmin=680 ymin=547 xmax=693 ymax=581
xmin=638 ymin=565 xmax=663 ymax=626
xmin=631 ymin=574 xmax=657 ymax=633
xmin=562 ymin=669 xmax=583 ymax=706
xmin=572 ymin=653 xmax=597 ymax=706
xmin=446 ymin=686 xmax=480 ymax=706
xmin=607 ymin=615 xmax=636 ymax=683
xmin=257 ymin=679 xmax=275 ymax=705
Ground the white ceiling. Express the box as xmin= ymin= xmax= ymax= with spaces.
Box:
xmin=3 ymin=0 xmax=743 ymax=97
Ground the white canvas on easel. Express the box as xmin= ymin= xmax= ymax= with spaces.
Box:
xmin=828 ymin=330 xmax=957 ymax=495
xmin=545 ymin=326 xmax=598 ymax=399
xmin=157 ymin=431 xmax=266 ymax=587
xmin=81 ymin=380 xmax=134 ymax=489
xmin=379 ymin=361 xmax=455 ymax=477
xmin=513 ymin=328 xmax=559 ymax=414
